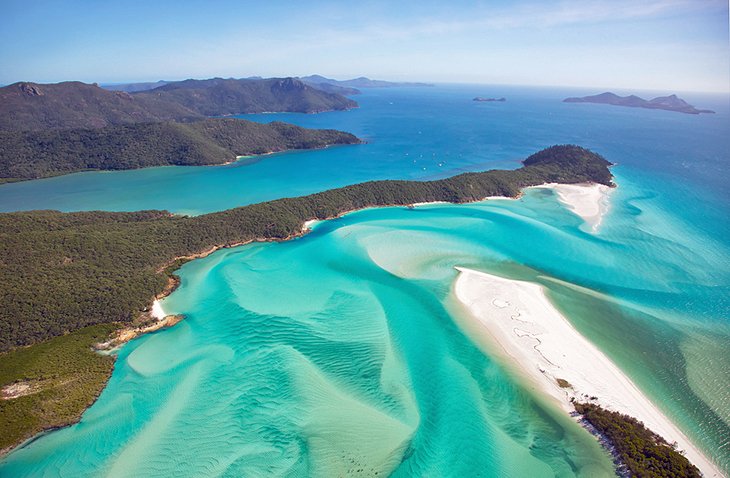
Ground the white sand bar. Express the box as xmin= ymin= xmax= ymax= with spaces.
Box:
xmin=532 ymin=183 xmax=612 ymax=232
xmin=454 ymin=267 xmax=723 ymax=477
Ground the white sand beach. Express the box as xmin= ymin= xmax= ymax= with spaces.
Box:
xmin=531 ymin=183 xmax=612 ymax=232
xmin=453 ymin=267 xmax=723 ymax=477
xmin=151 ymin=299 xmax=167 ymax=320
xmin=413 ymin=184 xmax=611 ymax=232
xmin=410 ymin=201 xmax=450 ymax=207
xmin=302 ymin=219 xmax=319 ymax=233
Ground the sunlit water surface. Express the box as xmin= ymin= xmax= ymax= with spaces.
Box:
xmin=1 ymin=85 xmax=728 ymax=476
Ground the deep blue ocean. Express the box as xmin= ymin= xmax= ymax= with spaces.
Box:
xmin=0 ymin=85 xmax=728 ymax=477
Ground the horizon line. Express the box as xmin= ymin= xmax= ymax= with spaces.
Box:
xmin=1 ymin=76 xmax=728 ymax=95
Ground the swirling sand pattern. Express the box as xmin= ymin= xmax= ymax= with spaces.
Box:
xmin=2 ymin=175 xmax=728 ymax=476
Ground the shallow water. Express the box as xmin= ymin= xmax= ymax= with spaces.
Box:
xmin=1 ymin=85 xmax=728 ymax=476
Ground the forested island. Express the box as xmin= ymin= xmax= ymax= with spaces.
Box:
xmin=0 ymin=119 xmax=360 ymax=182
xmin=0 ymin=77 xmax=357 ymax=131
xmin=0 ymin=78 xmax=361 ymax=182
xmin=563 ymin=92 xmax=715 ymax=115
xmin=0 ymin=145 xmax=613 ymax=453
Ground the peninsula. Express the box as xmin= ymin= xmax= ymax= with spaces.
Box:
xmin=0 ymin=145 xmax=612 ymax=454
xmin=563 ymin=92 xmax=715 ymax=114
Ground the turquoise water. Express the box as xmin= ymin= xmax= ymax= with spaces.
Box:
xmin=0 ymin=85 xmax=727 ymax=222
xmin=1 ymin=85 xmax=728 ymax=476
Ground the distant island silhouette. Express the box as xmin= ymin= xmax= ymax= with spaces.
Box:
xmin=564 ymin=92 xmax=714 ymax=115
xmin=473 ymin=97 xmax=506 ymax=102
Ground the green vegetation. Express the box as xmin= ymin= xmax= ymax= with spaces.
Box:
xmin=0 ymin=144 xmax=612 ymax=454
xmin=0 ymin=78 xmax=357 ymax=131
xmin=574 ymin=402 xmax=701 ymax=478
xmin=0 ymin=324 xmax=117 ymax=452
xmin=0 ymin=118 xmax=360 ymax=181
xmin=523 ymin=144 xmax=613 ymax=185
xmin=0 ymin=144 xmax=612 ymax=351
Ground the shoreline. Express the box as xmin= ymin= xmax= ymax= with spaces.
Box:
xmin=452 ymin=267 xmax=723 ymax=477
xmin=99 ymin=181 xmax=617 ymax=369
xmin=0 ymin=179 xmax=613 ymax=459
xmin=527 ymin=182 xmax=613 ymax=232
xmin=117 ymin=195 xmax=523 ymax=351
xmin=0 ymin=142 xmax=362 ymax=185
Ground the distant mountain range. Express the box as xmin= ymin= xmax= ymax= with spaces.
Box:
xmin=299 ymin=75 xmax=432 ymax=95
xmin=563 ymin=92 xmax=714 ymax=115
xmin=0 ymin=77 xmax=357 ymax=131
xmin=102 ymin=75 xmax=433 ymax=97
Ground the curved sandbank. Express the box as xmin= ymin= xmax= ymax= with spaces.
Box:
xmin=529 ymin=183 xmax=612 ymax=232
xmin=453 ymin=267 xmax=724 ymax=478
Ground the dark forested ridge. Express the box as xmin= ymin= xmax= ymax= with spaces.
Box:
xmin=0 ymin=144 xmax=612 ymax=453
xmin=102 ymin=80 xmax=172 ymax=93
xmin=0 ymin=118 xmax=361 ymax=182
xmin=575 ymin=403 xmax=702 ymax=478
xmin=136 ymin=77 xmax=357 ymax=116
xmin=0 ymin=78 xmax=357 ymax=131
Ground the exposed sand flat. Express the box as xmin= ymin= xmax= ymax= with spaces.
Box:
xmin=453 ymin=267 xmax=724 ymax=478
xmin=531 ymin=183 xmax=612 ymax=232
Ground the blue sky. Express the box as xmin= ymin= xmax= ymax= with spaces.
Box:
xmin=1 ymin=0 xmax=728 ymax=92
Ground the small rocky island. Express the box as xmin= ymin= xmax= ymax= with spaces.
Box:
xmin=563 ymin=92 xmax=714 ymax=114
xmin=473 ymin=97 xmax=506 ymax=102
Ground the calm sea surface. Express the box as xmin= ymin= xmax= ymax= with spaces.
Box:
xmin=1 ymin=85 xmax=728 ymax=476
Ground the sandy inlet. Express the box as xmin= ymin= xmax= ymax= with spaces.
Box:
xmin=530 ymin=183 xmax=613 ymax=232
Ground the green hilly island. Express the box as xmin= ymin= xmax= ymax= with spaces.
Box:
xmin=0 ymin=118 xmax=361 ymax=182
xmin=0 ymin=77 xmax=357 ymax=131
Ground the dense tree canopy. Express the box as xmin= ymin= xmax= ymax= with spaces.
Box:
xmin=0 ymin=118 xmax=361 ymax=182
xmin=575 ymin=402 xmax=702 ymax=478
